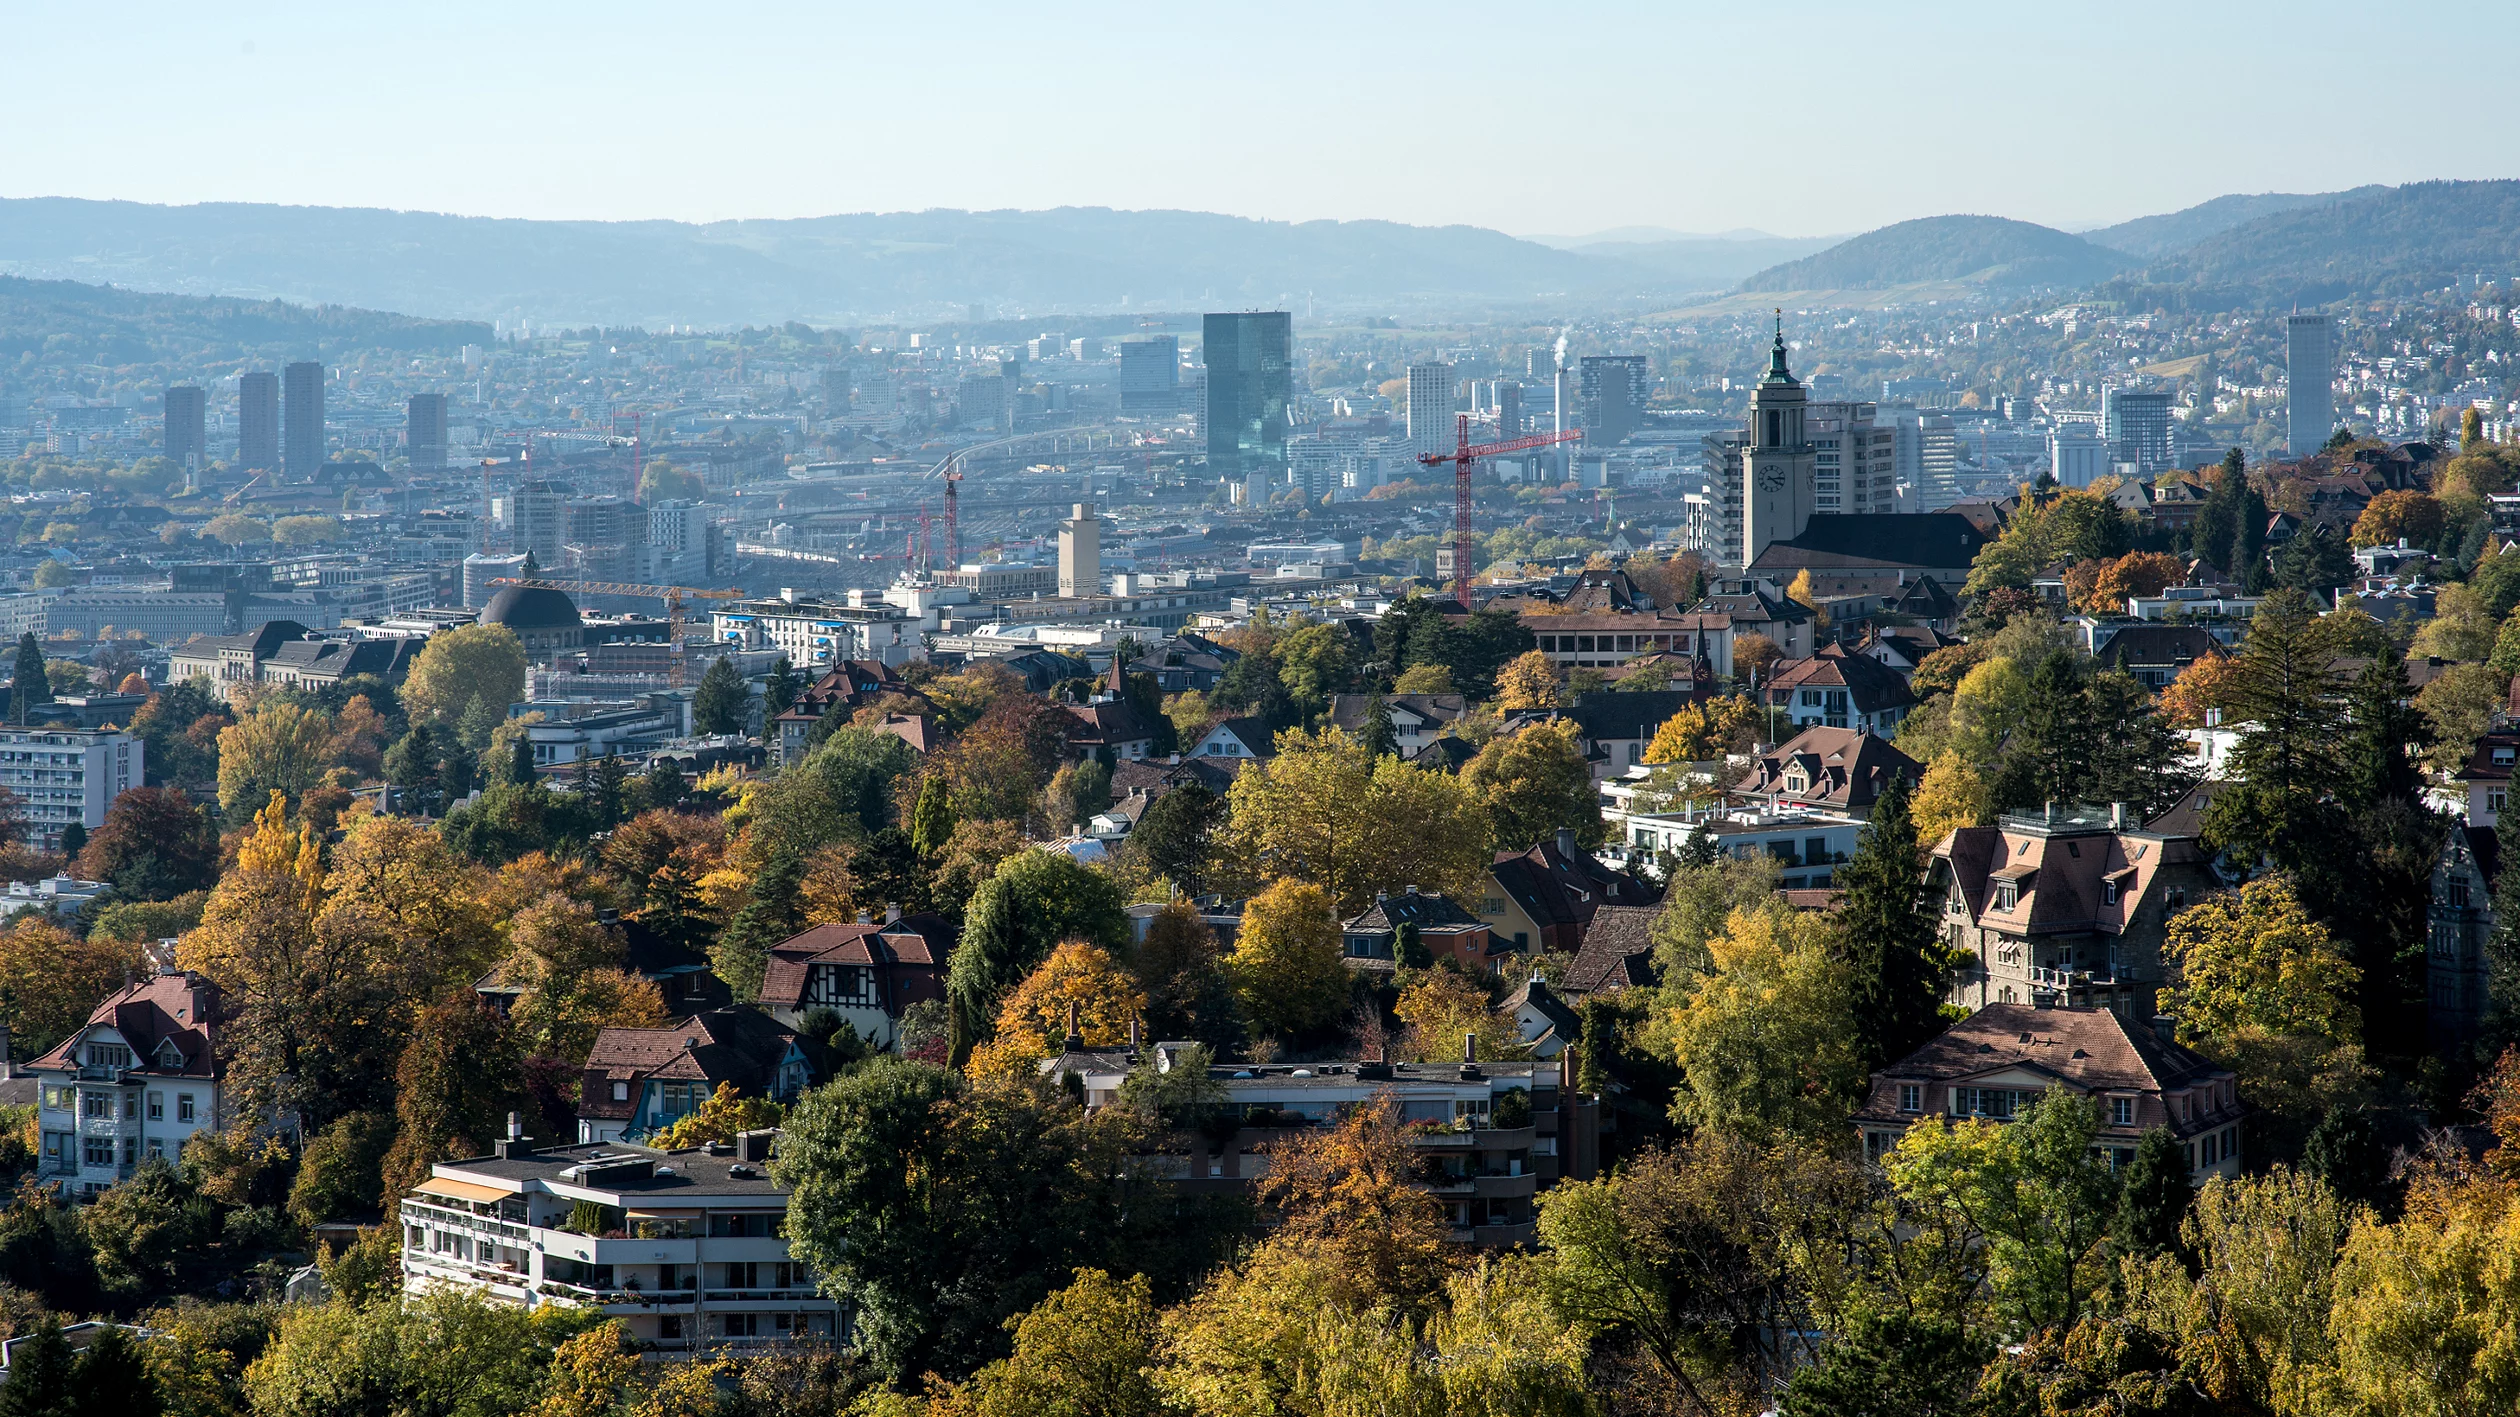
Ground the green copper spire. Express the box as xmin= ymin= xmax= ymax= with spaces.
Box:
xmin=1761 ymin=310 xmax=1796 ymax=385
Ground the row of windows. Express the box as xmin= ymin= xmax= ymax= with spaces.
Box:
xmin=1537 ymin=632 xmax=1697 ymax=655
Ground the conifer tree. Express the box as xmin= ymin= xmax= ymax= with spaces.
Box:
xmin=10 ymin=632 xmax=47 ymax=726
xmin=0 ymin=1314 xmax=73 ymax=1417
xmin=2109 ymin=1127 xmax=2193 ymax=1265
xmin=1361 ymin=693 xmax=1398 ymax=760
xmin=911 ymin=774 xmax=956 ymax=859
xmin=1830 ymin=772 xmax=1945 ymax=1073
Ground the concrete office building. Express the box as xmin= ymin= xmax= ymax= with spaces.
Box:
xmin=2101 ymin=387 xmax=2174 ymax=473
xmin=1119 ymin=336 xmax=1179 ymax=413
xmin=163 ymin=386 xmax=205 ymax=476
xmin=1406 ymin=361 xmax=1456 ymax=460
xmin=282 ymin=362 xmax=325 ymax=477
xmin=495 ymin=481 xmax=573 ymax=567
xmin=958 ymin=368 xmax=1010 ymax=434
xmin=408 ymin=393 xmax=449 ymax=471
xmin=1579 ymin=355 xmax=1649 ymax=447
xmin=2287 ymin=314 xmax=2335 ymax=456
xmin=2051 ymin=423 xmax=2111 ymax=488
xmin=238 ymin=372 xmax=279 ymax=470
xmin=1058 ymin=502 xmax=1102 ymax=599
xmin=1496 ymin=382 xmax=1524 ymax=438
xmin=1203 ymin=312 xmax=1292 ymax=490
xmin=463 ymin=553 xmax=531 ymax=610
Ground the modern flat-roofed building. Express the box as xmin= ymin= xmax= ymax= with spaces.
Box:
xmin=1203 ymin=312 xmax=1291 ymax=492
xmin=2287 ymin=314 xmax=2335 ymax=456
xmin=1407 ymin=361 xmax=1456 ymax=460
xmin=1578 ymin=355 xmax=1648 ymax=447
xmin=282 ymin=361 xmax=325 ymax=477
xmin=237 ymin=372 xmax=279 ymax=470
xmin=1119 ymin=336 xmax=1179 ymax=413
xmin=164 ymin=386 xmax=206 ymax=475
xmin=0 ymin=726 xmax=143 ymax=851
xmin=2101 ymin=388 xmax=2174 ymax=473
xmin=409 ymin=392 xmax=449 ymax=471
xmin=399 ymin=1128 xmax=842 ymax=1351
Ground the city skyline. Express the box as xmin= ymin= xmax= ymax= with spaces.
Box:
xmin=2 ymin=2 xmax=2509 ymax=238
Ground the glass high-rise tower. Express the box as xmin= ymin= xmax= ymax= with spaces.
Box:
xmin=1203 ymin=312 xmax=1290 ymax=492
xmin=2286 ymin=315 xmax=2334 ymax=456
xmin=283 ymin=361 xmax=325 ymax=477
xmin=238 ymin=371 xmax=279 ymax=470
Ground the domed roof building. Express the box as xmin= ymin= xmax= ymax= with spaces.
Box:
xmin=480 ymin=583 xmax=584 ymax=657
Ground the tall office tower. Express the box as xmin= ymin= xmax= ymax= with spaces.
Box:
xmin=1406 ymin=361 xmax=1456 ymax=460
xmin=1057 ymin=502 xmax=1102 ymax=598
xmin=1119 ymin=336 xmax=1179 ymax=413
xmin=958 ymin=368 xmax=1011 ymax=434
xmin=1739 ymin=325 xmax=1817 ymax=569
xmin=163 ymin=386 xmax=206 ymax=475
xmin=497 ymin=479 xmax=573 ymax=566
xmin=408 ymin=392 xmax=449 ymax=471
xmin=1203 ymin=312 xmax=1291 ymax=490
xmin=462 ymin=552 xmax=530 ymax=610
xmin=820 ymin=366 xmax=851 ymax=411
xmin=2100 ymin=387 xmax=2174 ymax=472
xmin=1496 ymin=382 xmax=1524 ymax=438
xmin=2286 ymin=314 xmax=2335 ymax=456
xmin=1578 ymin=355 xmax=1649 ymax=446
xmin=282 ymin=361 xmax=325 ymax=477
xmin=1918 ymin=415 xmax=1962 ymax=504
xmin=238 ymin=371 xmax=279 ymax=470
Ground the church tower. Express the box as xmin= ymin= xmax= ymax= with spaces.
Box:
xmin=1740 ymin=313 xmax=1817 ymax=568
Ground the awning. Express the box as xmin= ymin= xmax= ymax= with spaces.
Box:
xmin=414 ymin=1176 xmax=510 ymax=1205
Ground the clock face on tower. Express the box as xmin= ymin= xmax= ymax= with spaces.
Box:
xmin=1758 ymin=467 xmax=1786 ymax=492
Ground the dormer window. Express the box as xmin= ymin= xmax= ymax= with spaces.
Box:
xmin=84 ymin=1043 xmax=132 ymax=1070
xmin=1995 ymin=883 xmax=2019 ymax=911
xmin=2102 ymin=879 xmax=2120 ymax=906
xmin=2496 ymin=748 xmax=2515 ymax=767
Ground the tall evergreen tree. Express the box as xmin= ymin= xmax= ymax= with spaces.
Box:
xmin=2200 ymin=589 xmax=2351 ymax=876
xmin=70 ymin=1321 xmax=161 ymax=1417
xmin=715 ymin=850 xmax=807 ymax=1001
xmin=10 ymin=632 xmax=47 ymax=727
xmin=2340 ymin=648 xmax=2430 ymax=809
xmin=2109 ymin=1127 xmax=2193 ymax=1265
xmin=1831 ymin=772 xmax=1946 ymax=1073
xmin=0 ymin=1314 xmax=73 ymax=1417
xmin=1992 ymin=650 xmax=2097 ymax=812
xmin=762 ymin=656 xmax=802 ymax=720
xmin=509 ymin=730 xmax=539 ymax=787
xmin=1361 ymin=693 xmax=1398 ymax=760
xmin=693 ymin=655 xmax=751 ymax=737
xmin=2189 ymin=449 xmax=2246 ymax=574
xmin=384 ymin=722 xmax=442 ymax=816
xmin=589 ymin=751 xmax=630 ymax=829
xmin=2086 ymin=669 xmax=2197 ymax=817
xmin=911 ymin=774 xmax=956 ymax=859
xmin=2232 ymin=477 xmax=2270 ymax=592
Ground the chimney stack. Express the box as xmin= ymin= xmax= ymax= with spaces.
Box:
xmin=1063 ymin=1001 xmax=1084 ymax=1054
xmin=1556 ymin=827 xmax=1579 ymax=858
xmin=1463 ymin=1032 xmax=1478 ymax=1064
xmin=2150 ymin=1014 xmax=2177 ymax=1046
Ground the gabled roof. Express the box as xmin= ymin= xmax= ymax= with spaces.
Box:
xmin=756 ymin=913 xmax=955 ymax=1010
xmin=578 ymin=1008 xmax=815 ymax=1122
xmin=1344 ymin=890 xmax=1485 ymax=934
xmin=1561 ymin=689 xmax=1719 ymax=743
xmin=1501 ymin=975 xmax=1582 ymax=1043
xmin=1747 ymin=514 xmax=1991 ymax=574
xmin=1563 ymin=905 xmax=1658 ymax=995
xmin=177 ymin=620 xmax=312 ymax=661
xmin=1738 ymin=726 xmax=1922 ymax=813
xmin=1873 ymin=1003 xmax=2226 ymax=1096
xmin=1201 ymin=717 xmax=1275 ymax=757
xmin=29 ymin=972 xmax=224 ymax=1081
xmin=1066 ymin=700 xmax=1154 ymax=746
xmin=1763 ymin=650 xmax=1919 ymax=714
xmin=2095 ymin=625 xmax=2221 ymax=671
xmin=1327 ymin=693 xmax=1469 ymax=734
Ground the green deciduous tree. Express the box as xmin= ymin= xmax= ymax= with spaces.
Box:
xmin=1461 ymin=718 xmax=1602 ymax=852
xmin=948 ymin=849 xmax=1128 ymax=1048
xmin=1884 ymin=1089 xmax=2117 ymax=1338
xmin=402 ymin=623 xmax=528 ymax=745
xmin=1227 ymin=879 xmax=1350 ymax=1040
xmin=1210 ymin=726 xmax=1490 ymax=915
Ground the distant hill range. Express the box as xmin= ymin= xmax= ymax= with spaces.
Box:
xmin=0 ymin=273 xmax=487 ymax=366
xmin=2082 ymin=187 xmax=2387 ymax=258
xmin=2128 ymin=181 xmax=2520 ymax=301
xmin=0 ymin=199 xmax=1678 ymax=328
xmin=1735 ymin=216 xmax=2134 ymax=293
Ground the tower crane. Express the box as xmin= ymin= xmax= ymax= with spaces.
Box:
xmin=488 ymin=577 xmax=746 ymax=688
xmin=1417 ymin=414 xmax=1582 ymax=608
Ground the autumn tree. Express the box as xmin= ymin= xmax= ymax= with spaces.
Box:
xmin=1254 ymin=1091 xmax=1451 ymax=1308
xmin=2161 ymin=876 xmax=2371 ymax=1148
xmin=379 ymin=996 xmax=529 ymax=1200
xmin=1644 ymin=696 xmax=1758 ymax=764
xmin=1209 ymin=725 xmax=1489 ymax=915
xmin=948 ymin=849 xmax=1128 ymax=1049
xmin=0 ymin=919 xmax=142 ymax=1060
xmin=215 ymin=700 xmax=338 ymax=815
xmin=942 ymin=1268 xmax=1173 ymax=1417
xmin=1662 ymin=900 xmax=1864 ymax=1144
xmin=1493 ymin=650 xmax=1560 ymax=710
xmin=72 ymin=785 xmax=218 ymax=900
xmin=402 ymin=623 xmax=528 ymax=748
xmin=1228 ymin=879 xmax=1351 ymax=1040
xmin=1130 ymin=903 xmax=1238 ymax=1048
xmin=2348 ymin=488 xmax=2447 ymax=548
xmin=1394 ymin=969 xmax=1521 ymax=1063
xmin=1884 ymin=1090 xmax=2117 ymax=1337
xmin=971 ymin=941 xmax=1148 ymax=1075
xmin=1462 ymin=718 xmax=1602 ymax=852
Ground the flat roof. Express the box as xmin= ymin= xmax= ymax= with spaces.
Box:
xmin=431 ymin=1140 xmax=788 ymax=1201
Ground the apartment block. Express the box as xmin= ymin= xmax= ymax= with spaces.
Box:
xmin=0 ymin=726 xmax=143 ymax=851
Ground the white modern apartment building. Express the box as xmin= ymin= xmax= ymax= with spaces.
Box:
xmin=710 ymin=591 xmax=926 ymax=669
xmin=1407 ymin=361 xmax=1456 ymax=460
xmin=401 ymin=1129 xmax=843 ymax=1352
xmin=0 ymin=726 xmax=141 ymax=851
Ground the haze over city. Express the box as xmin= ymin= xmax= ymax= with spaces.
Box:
xmin=0 ymin=5 xmax=2517 ymax=1415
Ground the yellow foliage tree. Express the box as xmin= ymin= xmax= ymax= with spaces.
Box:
xmin=1643 ymin=696 xmax=1758 ymax=764
xmin=968 ymin=941 xmax=1148 ymax=1078
xmin=216 ymin=701 xmax=339 ymax=816
xmin=1212 ymin=726 xmax=1489 ymax=915
xmin=1910 ymin=752 xmax=1990 ymax=844
xmin=1229 ymin=879 xmax=1350 ymax=1039
xmin=650 ymin=1081 xmax=784 ymax=1150
xmin=1393 ymin=970 xmax=1524 ymax=1063
xmin=1492 ymin=650 xmax=1560 ymax=710
xmin=1661 ymin=900 xmax=1863 ymax=1145
xmin=1786 ymin=569 xmax=1830 ymax=629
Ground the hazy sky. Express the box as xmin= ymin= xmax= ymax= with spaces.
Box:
xmin=10 ymin=1 xmax=2510 ymax=238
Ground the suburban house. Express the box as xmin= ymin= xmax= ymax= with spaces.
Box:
xmin=1063 ymin=700 xmax=1157 ymax=762
xmin=754 ymin=915 xmax=953 ymax=1050
xmin=1929 ymin=803 xmax=2220 ymax=1020
xmin=1760 ymin=648 xmax=1918 ymax=733
xmin=1191 ymin=717 xmax=1274 ymax=762
xmin=1732 ymin=726 xmax=1922 ymax=820
xmin=1479 ymin=832 xmax=1661 ymax=957
xmin=2428 ymin=826 xmax=2498 ymax=1046
xmin=1861 ymin=624 xmax=1963 ymax=676
xmin=28 ymin=970 xmax=228 ymax=1195
xmin=769 ymin=660 xmax=917 ymax=764
xmin=1561 ymin=690 xmax=1721 ymax=778
xmin=1560 ymin=905 xmax=1658 ymax=996
xmin=575 ymin=1010 xmax=821 ymax=1146
xmin=1036 ymin=1043 xmax=1597 ymax=1246
xmin=1340 ymin=888 xmax=1492 ymax=973
xmin=1500 ymin=976 xmax=1584 ymax=1056
xmin=1327 ymin=693 xmax=1469 ymax=758
xmin=2090 ymin=624 xmax=2223 ymax=690
xmin=1124 ymin=634 xmax=1240 ymax=693
xmin=400 ymin=1128 xmax=842 ymax=1350
xmin=1853 ymin=1003 xmax=2247 ymax=1183
xmin=2452 ymin=724 xmax=2520 ymax=828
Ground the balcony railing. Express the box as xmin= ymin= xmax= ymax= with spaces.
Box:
xmin=400 ymin=1200 xmax=536 ymax=1245
xmin=2029 ymin=966 xmax=2117 ymax=989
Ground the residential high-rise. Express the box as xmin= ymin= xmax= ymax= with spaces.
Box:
xmin=1203 ymin=312 xmax=1291 ymax=491
xmin=2286 ymin=314 xmax=2335 ymax=456
xmin=163 ymin=386 xmax=206 ymax=474
xmin=1119 ymin=336 xmax=1179 ymax=413
xmin=1496 ymin=382 xmax=1524 ymax=438
xmin=238 ymin=372 xmax=279 ymax=470
xmin=495 ymin=480 xmax=573 ymax=566
xmin=408 ymin=393 xmax=449 ymax=471
xmin=1057 ymin=502 xmax=1102 ymax=598
xmin=1578 ymin=355 xmax=1648 ymax=446
xmin=1705 ymin=324 xmax=1898 ymax=566
xmin=282 ymin=361 xmax=325 ymax=477
xmin=1406 ymin=361 xmax=1456 ymax=460
xmin=2100 ymin=387 xmax=2174 ymax=472
xmin=2050 ymin=423 xmax=2111 ymax=488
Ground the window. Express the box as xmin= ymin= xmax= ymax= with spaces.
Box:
xmin=1898 ymin=1084 xmax=1922 ymax=1113
xmin=147 ymin=1138 xmax=163 ymax=1159
xmin=2452 ymin=880 xmax=2473 ymax=908
xmin=1995 ymin=883 xmax=2018 ymax=911
xmin=84 ymin=1043 xmax=132 ymax=1069
xmin=659 ymin=1316 xmax=684 ymax=1340
xmin=82 ymin=1138 xmax=113 ymax=1167
xmin=147 ymin=1092 xmax=163 ymax=1120
xmin=2102 ymin=879 xmax=2120 ymax=905
xmin=611 ymin=1081 xmax=630 ymax=1102
xmin=722 ymin=1262 xmax=758 ymax=1289
xmin=720 ymin=1314 xmax=759 ymax=1338
xmin=79 ymin=1092 xmax=109 ymax=1119
xmin=2493 ymin=789 xmax=2510 ymax=814
xmin=2111 ymin=1097 xmax=2133 ymax=1126
xmin=176 ymin=1094 xmax=196 ymax=1123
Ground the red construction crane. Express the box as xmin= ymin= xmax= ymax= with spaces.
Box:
xmin=944 ymin=460 xmax=963 ymax=573
xmin=1417 ymin=414 xmax=1582 ymax=607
